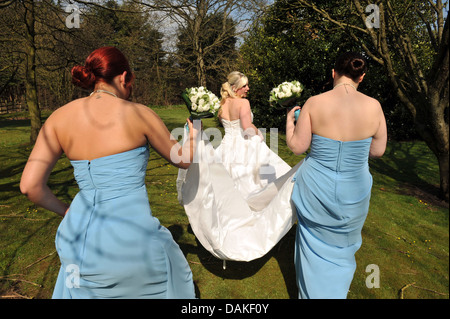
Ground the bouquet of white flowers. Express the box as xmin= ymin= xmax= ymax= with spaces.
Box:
xmin=181 ymin=86 xmax=221 ymax=119
xmin=269 ymin=80 xmax=304 ymax=108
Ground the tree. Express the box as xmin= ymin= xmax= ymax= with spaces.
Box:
xmin=275 ymin=0 xmax=449 ymax=201
xmin=1 ymin=0 xmax=168 ymax=128
xmin=80 ymin=0 xmax=166 ymax=105
xmin=1 ymin=0 xmax=86 ymax=142
xmin=0 ymin=0 xmax=42 ymax=143
xmin=137 ymin=0 xmax=267 ymax=87
xmin=240 ymin=0 xmax=384 ymax=129
xmin=176 ymin=11 xmax=239 ymax=93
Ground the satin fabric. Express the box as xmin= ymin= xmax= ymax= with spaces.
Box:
xmin=53 ymin=146 xmax=195 ymax=299
xmin=291 ymin=134 xmax=373 ymax=299
xmin=177 ymin=119 xmax=299 ymax=262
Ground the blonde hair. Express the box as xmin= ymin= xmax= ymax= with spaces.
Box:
xmin=220 ymin=71 xmax=248 ymax=104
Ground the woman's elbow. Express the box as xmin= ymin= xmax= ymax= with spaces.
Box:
xmin=20 ymin=180 xmax=39 ymax=201
xmin=369 ymin=150 xmax=385 ymax=159
xmin=20 ymin=174 xmax=43 ymax=200
xmin=20 ymin=177 xmax=31 ymax=196
xmin=288 ymin=146 xmax=306 ymax=156
xmin=369 ymin=143 xmax=386 ymax=158
xmin=287 ymin=140 xmax=308 ymax=156
xmin=175 ymin=161 xmax=191 ymax=169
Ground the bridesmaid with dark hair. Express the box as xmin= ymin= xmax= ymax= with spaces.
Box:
xmin=20 ymin=46 xmax=198 ymax=298
xmin=286 ymin=52 xmax=387 ymax=299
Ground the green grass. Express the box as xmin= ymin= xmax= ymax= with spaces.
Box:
xmin=0 ymin=106 xmax=448 ymax=299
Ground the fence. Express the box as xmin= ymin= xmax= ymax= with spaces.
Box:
xmin=0 ymin=98 xmax=26 ymax=114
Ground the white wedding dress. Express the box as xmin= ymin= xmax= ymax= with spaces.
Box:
xmin=176 ymin=118 xmax=301 ymax=262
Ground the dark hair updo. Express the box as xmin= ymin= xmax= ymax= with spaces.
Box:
xmin=71 ymin=46 xmax=134 ymax=91
xmin=334 ymin=52 xmax=367 ymax=82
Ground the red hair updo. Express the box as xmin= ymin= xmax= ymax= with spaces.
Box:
xmin=71 ymin=46 xmax=135 ymax=91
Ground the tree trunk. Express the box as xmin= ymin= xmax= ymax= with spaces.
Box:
xmin=24 ymin=0 xmax=41 ymax=144
xmin=25 ymin=44 xmax=41 ymax=144
xmin=419 ymin=15 xmax=449 ymax=201
xmin=437 ymin=152 xmax=449 ymax=202
xmin=363 ymin=0 xmax=449 ymax=201
xmin=196 ymin=50 xmax=207 ymax=87
xmin=413 ymin=93 xmax=449 ymax=201
xmin=194 ymin=0 xmax=207 ymax=87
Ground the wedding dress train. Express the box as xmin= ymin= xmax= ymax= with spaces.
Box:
xmin=177 ymin=119 xmax=300 ymax=262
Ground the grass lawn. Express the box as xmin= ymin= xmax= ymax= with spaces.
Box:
xmin=0 ymin=106 xmax=448 ymax=299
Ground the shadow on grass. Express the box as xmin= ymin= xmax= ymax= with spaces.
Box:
xmin=0 ymin=118 xmax=31 ymax=128
xmin=369 ymin=140 xmax=446 ymax=207
xmin=0 ymin=215 xmax=61 ymax=298
xmin=169 ymin=224 xmax=298 ymax=299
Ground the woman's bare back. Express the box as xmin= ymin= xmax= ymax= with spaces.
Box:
xmin=219 ymin=98 xmax=243 ymax=121
xmin=308 ymin=88 xmax=383 ymax=142
xmin=49 ymin=95 xmax=150 ymax=161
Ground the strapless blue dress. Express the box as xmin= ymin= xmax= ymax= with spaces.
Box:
xmin=52 ymin=145 xmax=195 ymax=299
xmin=291 ymin=134 xmax=373 ymax=299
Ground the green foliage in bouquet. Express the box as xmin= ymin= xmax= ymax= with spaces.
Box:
xmin=269 ymin=81 xmax=304 ymax=108
xmin=181 ymin=86 xmax=221 ymax=119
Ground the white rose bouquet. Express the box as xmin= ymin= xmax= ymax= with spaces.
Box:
xmin=269 ymin=80 xmax=304 ymax=108
xmin=181 ymin=86 xmax=221 ymax=119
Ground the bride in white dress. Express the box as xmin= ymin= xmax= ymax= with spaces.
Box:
xmin=177 ymin=72 xmax=301 ymax=262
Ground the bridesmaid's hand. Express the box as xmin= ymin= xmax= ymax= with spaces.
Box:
xmin=187 ymin=117 xmax=201 ymax=139
xmin=287 ymin=106 xmax=301 ymax=122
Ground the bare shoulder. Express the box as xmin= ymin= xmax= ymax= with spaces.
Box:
xmin=131 ymin=102 xmax=161 ymax=119
xmin=358 ymin=91 xmax=381 ymax=105
xmin=358 ymin=92 xmax=383 ymax=114
xmin=307 ymin=91 xmax=328 ymax=104
xmin=301 ymin=93 xmax=324 ymax=110
xmin=237 ymin=98 xmax=250 ymax=105
xmin=235 ymin=98 xmax=250 ymax=110
xmin=129 ymin=103 xmax=169 ymax=131
xmin=44 ymin=98 xmax=87 ymax=125
xmin=51 ymin=98 xmax=82 ymax=114
xmin=230 ymin=97 xmax=250 ymax=108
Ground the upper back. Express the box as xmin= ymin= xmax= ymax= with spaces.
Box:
xmin=49 ymin=95 xmax=148 ymax=161
xmin=219 ymin=98 xmax=247 ymax=121
xmin=308 ymin=88 xmax=382 ymax=141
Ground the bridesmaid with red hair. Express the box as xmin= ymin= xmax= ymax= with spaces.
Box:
xmin=20 ymin=47 xmax=198 ymax=298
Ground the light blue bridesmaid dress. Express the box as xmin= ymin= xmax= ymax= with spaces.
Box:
xmin=52 ymin=145 xmax=195 ymax=299
xmin=291 ymin=134 xmax=373 ymax=299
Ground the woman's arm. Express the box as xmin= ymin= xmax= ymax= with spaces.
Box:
xmin=139 ymin=105 xmax=199 ymax=169
xmin=286 ymin=99 xmax=312 ymax=155
xmin=369 ymin=104 xmax=387 ymax=158
xmin=239 ymin=99 xmax=263 ymax=140
xmin=20 ymin=119 xmax=69 ymax=216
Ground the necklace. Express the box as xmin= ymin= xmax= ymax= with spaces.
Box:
xmin=90 ymin=89 xmax=118 ymax=98
xmin=333 ymin=82 xmax=357 ymax=91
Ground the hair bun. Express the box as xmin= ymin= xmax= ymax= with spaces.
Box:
xmin=334 ymin=52 xmax=367 ymax=81
xmin=71 ymin=65 xmax=96 ymax=90
xmin=351 ymin=59 xmax=364 ymax=71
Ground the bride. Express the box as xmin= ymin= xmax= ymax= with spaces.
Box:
xmin=177 ymin=71 xmax=301 ymax=262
